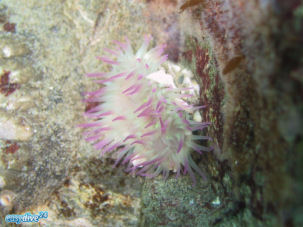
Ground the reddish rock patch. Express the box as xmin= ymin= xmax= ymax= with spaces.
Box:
xmin=0 ymin=71 xmax=20 ymax=96
xmin=3 ymin=22 xmax=16 ymax=33
xmin=4 ymin=141 xmax=20 ymax=154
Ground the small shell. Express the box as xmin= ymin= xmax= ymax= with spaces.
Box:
xmin=0 ymin=113 xmax=32 ymax=141
xmin=0 ymin=36 xmax=30 ymax=58
xmin=0 ymin=190 xmax=16 ymax=209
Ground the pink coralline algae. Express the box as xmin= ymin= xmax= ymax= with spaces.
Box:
xmin=79 ymin=36 xmax=212 ymax=184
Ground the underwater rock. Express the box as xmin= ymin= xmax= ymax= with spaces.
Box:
xmin=0 ymin=0 xmax=145 ymax=226
xmin=140 ymin=0 xmax=303 ymax=226
xmin=174 ymin=0 xmax=303 ymax=226
xmin=0 ymin=2 xmax=73 ymax=220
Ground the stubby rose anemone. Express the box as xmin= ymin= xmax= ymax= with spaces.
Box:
xmin=79 ymin=36 xmax=211 ymax=184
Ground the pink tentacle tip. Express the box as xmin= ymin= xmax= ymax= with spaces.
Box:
xmin=94 ymin=139 xmax=111 ymax=150
xmin=143 ymin=34 xmax=152 ymax=45
xmin=85 ymin=134 xmax=101 ymax=142
xmin=85 ymin=106 xmax=102 ymax=114
xmin=155 ymin=45 xmax=165 ymax=55
xmin=97 ymin=56 xmax=119 ymax=65
xmin=131 ymin=140 xmax=145 ymax=145
xmin=83 ymin=87 xmax=106 ymax=97
xmin=134 ymin=98 xmax=153 ymax=113
xmin=103 ymin=48 xmax=119 ymax=56
xmin=122 ymin=153 xmax=136 ymax=165
xmin=122 ymin=84 xmax=134 ymax=93
xmin=101 ymin=143 xmax=121 ymax=155
xmin=123 ymin=134 xmax=136 ymax=142
xmin=124 ymin=36 xmax=131 ymax=45
xmin=82 ymin=97 xmax=99 ymax=103
xmin=144 ymin=119 xmax=156 ymax=129
xmin=177 ymin=138 xmax=184 ymax=153
xmin=141 ymin=130 xmax=157 ymax=138
xmin=125 ymin=71 xmax=135 ymax=80
xmin=137 ymin=74 xmax=144 ymax=80
xmin=159 ymin=43 xmax=167 ymax=50
xmin=96 ymin=72 xmax=126 ymax=84
xmin=96 ymin=111 xmax=113 ymax=117
xmin=112 ymin=116 xmax=126 ymax=121
xmin=160 ymin=54 xmax=168 ymax=64
xmin=126 ymin=85 xmax=141 ymax=95
xmin=113 ymin=40 xmax=128 ymax=50
xmin=137 ymin=106 xmax=153 ymax=118
xmin=156 ymin=100 xmax=162 ymax=110
xmin=159 ymin=118 xmax=169 ymax=134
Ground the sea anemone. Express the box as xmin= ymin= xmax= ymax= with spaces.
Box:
xmin=79 ymin=35 xmax=211 ymax=184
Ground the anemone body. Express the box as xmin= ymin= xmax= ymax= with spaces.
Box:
xmin=80 ymin=36 xmax=211 ymax=183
